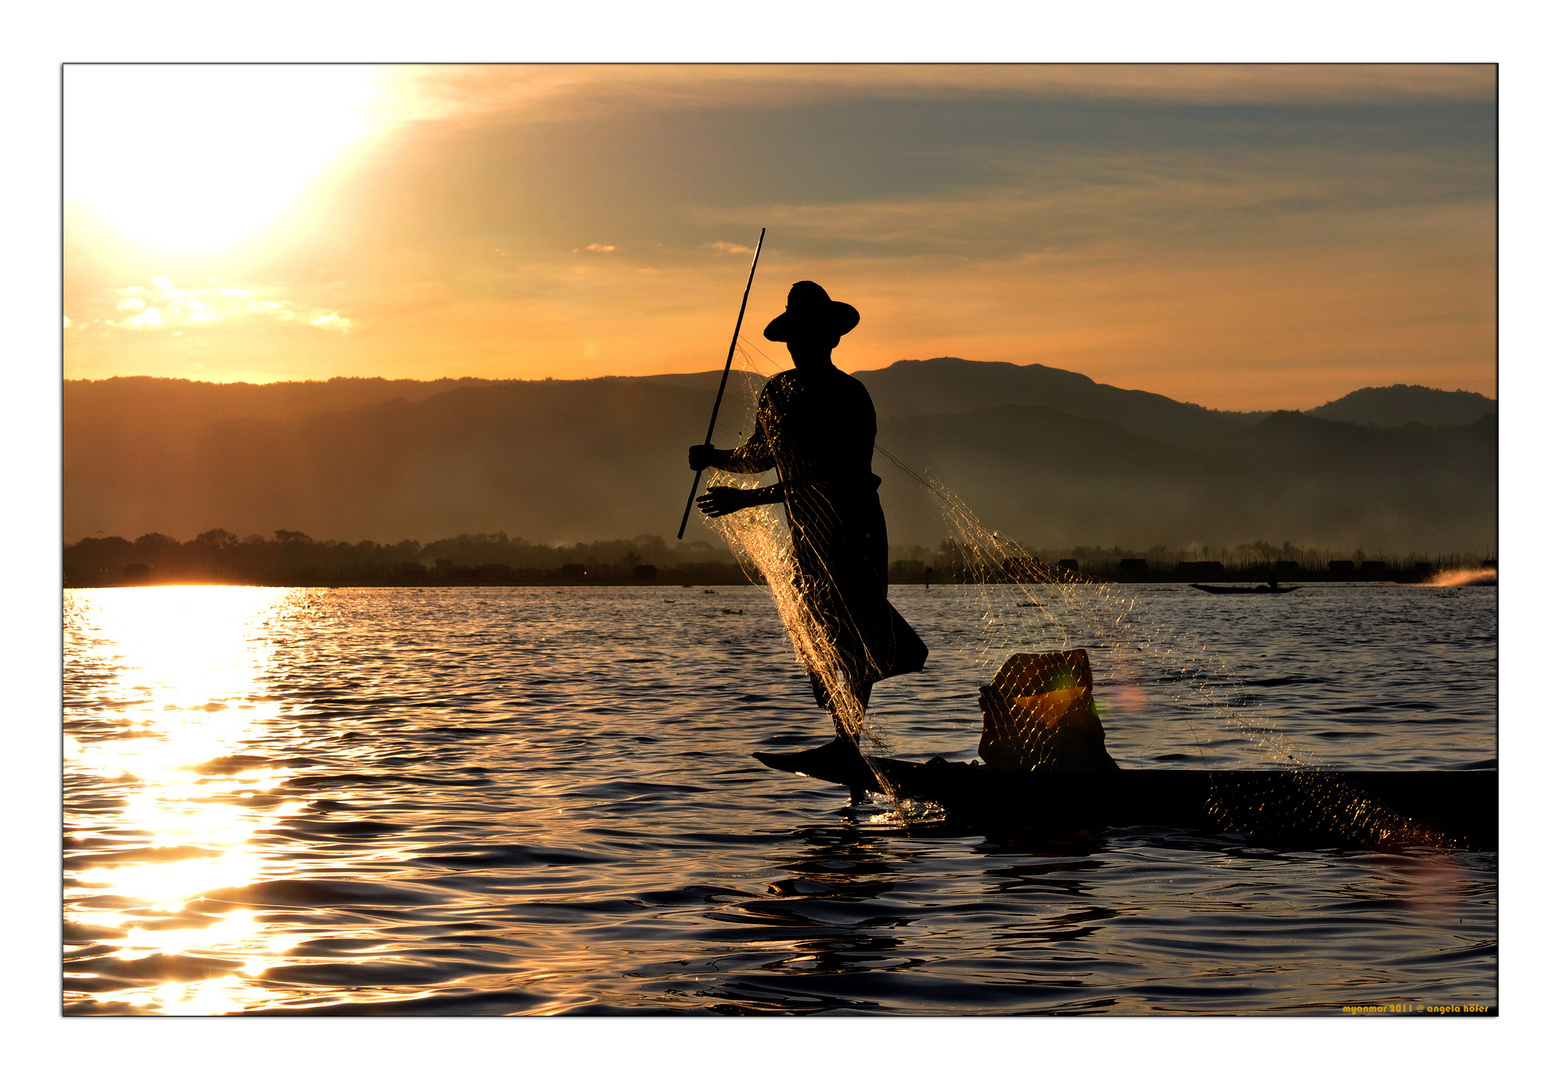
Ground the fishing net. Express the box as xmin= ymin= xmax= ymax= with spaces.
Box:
xmin=976 ymin=650 xmax=1115 ymax=773
xmin=699 ymin=337 xmax=1440 ymax=846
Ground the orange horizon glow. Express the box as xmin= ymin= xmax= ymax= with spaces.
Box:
xmin=64 ymin=64 xmax=1496 ymax=412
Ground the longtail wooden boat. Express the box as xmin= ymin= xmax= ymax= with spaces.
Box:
xmin=753 ymin=742 xmax=1495 ymax=850
xmin=755 ymin=650 xmax=1494 ymax=850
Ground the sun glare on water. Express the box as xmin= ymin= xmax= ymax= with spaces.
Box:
xmin=65 ymin=586 xmax=306 ymax=1014
xmin=65 ymin=65 xmax=387 ymax=254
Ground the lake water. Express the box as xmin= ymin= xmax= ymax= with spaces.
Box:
xmin=63 ymin=582 xmax=1496 ymax=1015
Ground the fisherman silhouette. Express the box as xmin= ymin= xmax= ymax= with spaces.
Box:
xmin=690 ymin=280 xmax=928 ymax=759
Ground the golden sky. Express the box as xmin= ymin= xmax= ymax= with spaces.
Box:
xmin=63 ymin=64 xmax=1495 ymax=410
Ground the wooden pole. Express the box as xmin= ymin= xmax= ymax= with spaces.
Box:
xmin=677 ymin=227 xmax=766 ymax=540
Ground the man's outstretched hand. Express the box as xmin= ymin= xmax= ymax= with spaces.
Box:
xmin=688 ymin=443 xmax=723 ymax=471
xmin=696 ymin=486 xmax=757 ymax=518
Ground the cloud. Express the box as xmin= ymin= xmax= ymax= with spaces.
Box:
xmin=684 ymin=136 xmax=1491 ymax=272
xmin=380 ymin=65 xmax=1492 ymax=132
xmin=351 ymin=68 xmax=1491 ymax=284
xmin=94 ymin=279 xmax=353 ymax=333
xmin=117 ymin=305 xmax=165 ymax=329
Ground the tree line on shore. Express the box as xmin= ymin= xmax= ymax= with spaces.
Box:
xmin=63 ymin=529 xmax=743 ymax=587
xmin=63 ymin=529 xmax=1495 ymax=588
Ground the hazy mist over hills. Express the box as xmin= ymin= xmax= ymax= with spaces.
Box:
xmin=64 ymin=360 xmax=1495 ymax=555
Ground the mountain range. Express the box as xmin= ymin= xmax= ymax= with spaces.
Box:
xmin=63 ymin=359 xmax=1496 ymax=554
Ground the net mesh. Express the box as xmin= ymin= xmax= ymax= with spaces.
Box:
xmin=700 ymin=338 xmax=1439 ymax=846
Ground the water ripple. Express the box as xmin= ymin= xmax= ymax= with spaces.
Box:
xmin=63 ymin=583 xmax=1495 ymax=1014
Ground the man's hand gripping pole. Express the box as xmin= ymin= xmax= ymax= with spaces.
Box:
xmin=678 ymin=227 xmax=765 ymax=540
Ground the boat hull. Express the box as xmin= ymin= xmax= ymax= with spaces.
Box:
xmin=754 ymin=744 xmax=1495 ymax=850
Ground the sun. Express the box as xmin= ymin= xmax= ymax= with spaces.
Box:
xmin=65 ymin=64 xmax=387 ymax=255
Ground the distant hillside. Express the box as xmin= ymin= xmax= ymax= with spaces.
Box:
xmin=876 ymin=406 xmax=1494 ymax=552
xmin=1307 ymin=384 xmax=1496 ymax=428
xmin=65 ymin=374 xmax=493 ymax=430
xmin=66 ymin=376 xmax=715 ymax=546
xmin=859 ymin=357 xmax=1235 ymax=446
xmin=63 ymin=360 xmax=1496 ymax=553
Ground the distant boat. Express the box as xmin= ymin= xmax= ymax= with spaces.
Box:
xmin=1190 ymin=583 xmax=1300 ymax=595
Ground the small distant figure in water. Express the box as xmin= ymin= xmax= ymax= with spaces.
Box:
xmin=690 ymin=281 xmax=928 ymax=753
xmin=1266 ymin=569 xmax=1280 ymax=592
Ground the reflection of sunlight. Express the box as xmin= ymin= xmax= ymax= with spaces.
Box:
xmin=79 ymin=849 xmax=267 ymax=907
xmin=108 ymin=909 xmax=311 ymax=966
xmin=75 ymin=585 xmax=283 ymax=716
xmin=118 ymin=975 xmax=293 ymax=1017
xmin=64 ymin=586 xmax=308 ymax=1015
xmin=1419 ymin=568 xmax=1496 ymax=588
xmin=116 ymin=909 xmax=260 ymax=958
